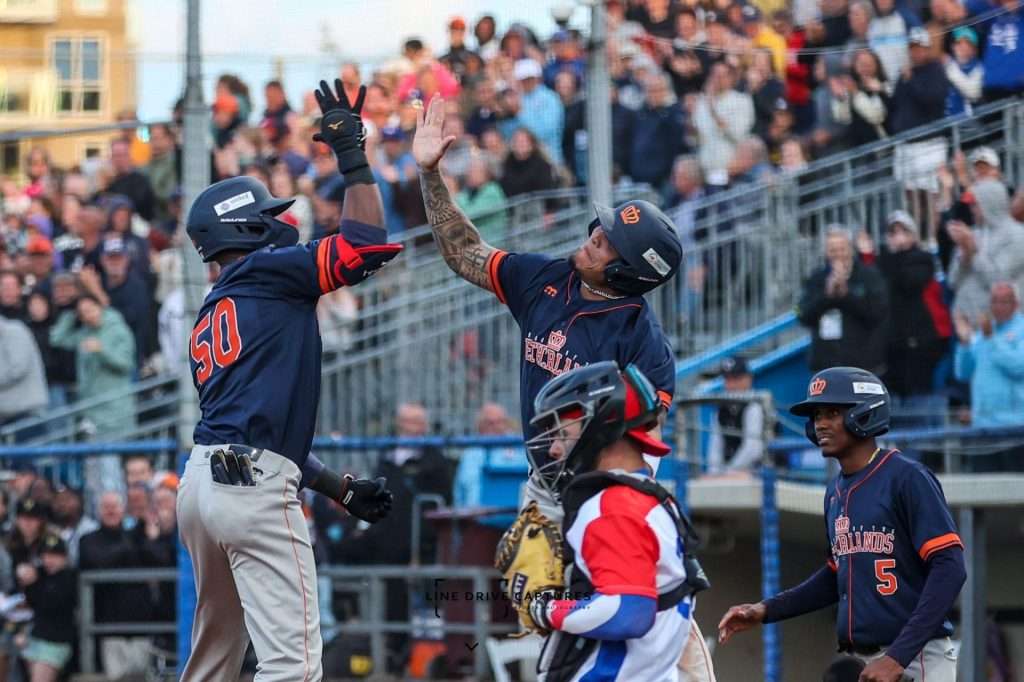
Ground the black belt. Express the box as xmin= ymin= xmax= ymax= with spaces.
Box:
xmin=838 ymin=642 xmax=883 ymax=656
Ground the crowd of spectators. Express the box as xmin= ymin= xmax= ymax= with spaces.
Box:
xmin=1 ymin=0 xmax=1023 ymax=443
xmin=0 ymin=458 xmax=177 ymax=680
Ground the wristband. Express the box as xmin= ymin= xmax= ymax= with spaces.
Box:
xmin=309 ymin=467 xmax=349 ymax=503
xmin=343 ymin=165 xmax=376 ymax=186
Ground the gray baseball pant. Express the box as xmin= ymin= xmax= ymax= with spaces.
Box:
xmin=177 ymin=444 xmax=323 ymax=682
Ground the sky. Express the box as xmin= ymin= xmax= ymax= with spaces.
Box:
xmin=132 ymin=0 xmax=587 ymax=119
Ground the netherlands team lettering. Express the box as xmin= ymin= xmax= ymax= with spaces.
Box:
xmin=523 ymin=329 xmax=583 ymax=376
xmin=831 ymin=514 xmax=896 ymax=558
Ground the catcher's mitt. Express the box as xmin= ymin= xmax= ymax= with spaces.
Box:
xmin=495 ymin=501 xmax=565 ymax=634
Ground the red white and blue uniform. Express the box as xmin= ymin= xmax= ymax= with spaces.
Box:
xmin=486 ymin=252 xmax=676 ymax=444
xmin=538 ymin=471 xmax=696 ymax=682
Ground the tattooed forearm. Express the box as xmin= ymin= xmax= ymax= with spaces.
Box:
xmin=419 ymin=168 xmax=495 ymax=291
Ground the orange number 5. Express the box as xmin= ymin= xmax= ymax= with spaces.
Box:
xmin=190 ymin=298 xmax=243 ymax=385
xmin=875 ymin=559 xmax=897 ymax=596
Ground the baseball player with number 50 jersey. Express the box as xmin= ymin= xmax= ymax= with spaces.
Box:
xmin=177 ymin=80 xmax=398 ymax=682
xmin=718 ymin=367 xmax=966 ymax=682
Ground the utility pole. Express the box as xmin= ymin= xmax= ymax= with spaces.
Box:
xmin=177 ymin=0 xmax=208 ymax=671
xmin=585 ymin=0 xmax=612 ymax=209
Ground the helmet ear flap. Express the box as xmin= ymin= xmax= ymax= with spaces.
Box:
xmin=805 ymin=419 xmax=819 ymax=445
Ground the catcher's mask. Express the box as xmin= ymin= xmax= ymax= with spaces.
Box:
xmin=526 ymin=362 xmax=670 ymax=502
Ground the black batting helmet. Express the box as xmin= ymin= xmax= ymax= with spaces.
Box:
xmin=526 ymin=361 xmax=669 ymax=501
xmin=186 ymin=176 xmax=299 ymax=262
xmin=588 ymin=199 xmax=683 ymax=296
xmin=789 ymin=367 xmax=891 ymax=445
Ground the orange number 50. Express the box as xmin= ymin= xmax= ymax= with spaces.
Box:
xmin=190 ymin=298 xmax=243 ymax=384
xmin=875 ymin=559 xmax=898 ymax=596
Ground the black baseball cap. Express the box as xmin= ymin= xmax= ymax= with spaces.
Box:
xmin=16 ymin=498 xmax=49 ymax=519
xmin=41 ymin=533 xmax=68 ymax=556
xmin=721 ymin=356 xmax=750 ymax=377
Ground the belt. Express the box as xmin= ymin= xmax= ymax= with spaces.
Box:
xmin=838 ymin=642 xmax=884 ymax=656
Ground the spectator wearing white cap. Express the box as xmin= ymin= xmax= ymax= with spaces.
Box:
xmin=872 ymin=211 xmax=949 ymax=403
xmin=889 ymin=27 xmax=949 ymax=134
xmin=514 ymin=58 xmax=564 ymax=165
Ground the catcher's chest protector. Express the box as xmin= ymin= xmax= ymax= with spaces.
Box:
xmin=538 ymin=471 xmax=711 ymax=682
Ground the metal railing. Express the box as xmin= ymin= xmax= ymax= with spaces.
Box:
xmin=78 ymin=567 xmax=178 ymax=675
xmin=10 ymin=99 xmax=1024 ymax=440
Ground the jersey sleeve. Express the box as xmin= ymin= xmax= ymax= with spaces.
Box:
xmin=579 ymin=512 xmax=660 ymax=598
xmin=898 ymin=466 xmax=963 ymax=562
xmin=621 ymin=314 xmax=676 ymax=410
xmin=488 ymin=251 xmax=562 ymax=322
xmin=243 ymin=220 xmax=398 ymax=300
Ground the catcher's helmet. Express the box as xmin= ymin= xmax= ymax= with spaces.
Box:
xmin=527 ymin=361 xmax=669 ymax=501
xmin=789 ymin=367 xmax=891 ymax=445
xmin=186 ymin=176 xmax=298 ymax=262
xmin=588 ymin=199 xmax=683 ymax=296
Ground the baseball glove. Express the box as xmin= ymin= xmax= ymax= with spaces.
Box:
xmin=494 ymin=501 xmax=565 ymax=634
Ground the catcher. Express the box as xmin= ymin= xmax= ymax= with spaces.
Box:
xmin=496 ymin=362 xmax=715 ymax=682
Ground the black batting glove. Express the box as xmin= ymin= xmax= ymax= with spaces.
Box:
xmin=340 ymin=475 xmax=393 ymax=524
xmin=312 ymin=80 xmax=370 ymax=176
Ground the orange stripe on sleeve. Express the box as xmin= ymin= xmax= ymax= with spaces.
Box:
xmin=316 ymin=239 xmax=333 ymax=293
xmin=487 ymin=250 xmax=508 ymax=304
xmin=656 ymin=390 xmax=672 ymax=410
xmin=918 ymin=532 xmax=963 ymax=561
xmin=826 ymin=558 xmax=838 ymax=572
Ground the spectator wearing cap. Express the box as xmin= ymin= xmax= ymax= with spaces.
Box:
xmin=626 ymin=72 xmax=686 ymax=189
xmin=455 ymin=155 xmax=508 ymax=243
xmin=707 ymin=357 xmax=766 ymax=475
xmin=18 ymin=533 xmax=77 ymax=680
xmin=889 ymin=27 xmax=949 ymax=134
xmin=24 ymin=235 xmax=54 ymax=295
xmin=143 ymin=123 xmax=180 ymax=224
xmin=514 ymin=58 xmax=565 ymax=165
xmin=50 ymin=292 xmax=136 ymax=440
xmin=543 ymin=31 xmax=586 ymax=90
xmin=797 ymin=226 xmax=889 ymax=373
xmin=441 ymin=17 xmax=481 ymax=83
xmin=106 ymin=194 xmax=152 ymax=279
xmin=810 ymin=55 xmax=855 ymax=156
xmin=967 ymin=146 xmax=1003 ymax=184
xmin=868 ymin=0 xmax=911 ymax=83
xmin=0 ymin=313 xmax=47 ymax=434
xmin=980 ymin=0 xmax=1024 ymax=102
xmin=7 ymin=498 xmax=50 ymax=569
xmin=97 ymin=235 xmax=153 ymax=370
xmin=693 ymin=62 xmax=755 ymax=185
xmin=947 ymin=179 xmax=1024 ymax=319
xmin=106 ymin=139 xmax=157 ymax=223
xmin=944 ymin=27 xmax=983 ymax=115
xmin=744 ymin=6 xmax=787 ymax=76
xmin=871 ymin=211 xmax=949 ymax=402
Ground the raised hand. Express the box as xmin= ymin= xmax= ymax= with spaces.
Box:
xmin=412 ymin=96 xmax=456 ymax=171
xmin=311 ymin=79 xmax=369 ymax=176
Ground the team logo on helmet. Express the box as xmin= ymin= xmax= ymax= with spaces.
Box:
xmin=547 ymin=330 xmax=567 ymax=351
xmin=810 ymin=378 xmax=827 ymax=396
xmin=620 ymin=205 xmax=641 ymax=225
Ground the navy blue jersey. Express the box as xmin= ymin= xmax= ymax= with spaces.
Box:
xmin=486 ymin=251 xmax=676 ymax=440
xmin=824 ymin=450 xmax=962 ymax=647
xmin=190 ymin=224 xmax=387 ymax=469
